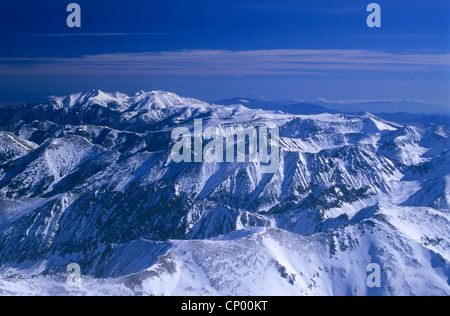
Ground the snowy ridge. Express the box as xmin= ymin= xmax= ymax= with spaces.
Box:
xmin=0 ymin=91 xmax=449 ymax=295
xmin=51 ymin=90 xmax=210 ymax=111
xmin=0 ymin=132 xmax=37 ymax=163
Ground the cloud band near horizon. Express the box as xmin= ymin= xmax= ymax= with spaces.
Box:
xmin=0 ymin=49 xmax=449 ymax=77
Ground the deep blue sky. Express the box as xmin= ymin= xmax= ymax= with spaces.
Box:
xmin=0 ymin=0 xmax=449 ymax=113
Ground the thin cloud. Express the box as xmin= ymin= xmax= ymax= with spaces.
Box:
xmin=17 ymin=32 xmax=173 ymax=37
xmin=0 ymin=49 xmax=449 ymax=77
xmin=316 ymin=98 xmax=426 ymax=104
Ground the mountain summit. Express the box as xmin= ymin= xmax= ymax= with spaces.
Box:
xmin=50 ymin=90 xmax=210 ymax=111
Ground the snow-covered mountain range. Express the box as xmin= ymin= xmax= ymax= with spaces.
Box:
xmin=0 ymin=90 xmax=448 ymax=295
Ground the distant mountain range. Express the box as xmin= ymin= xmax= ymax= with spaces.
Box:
xmin=214 ymin=97 xmax=338 ymax=115
xmin=215 ymin=97 xmax=450 ymax=127
xmin=0 ymin=90 xmax=448 ymax=295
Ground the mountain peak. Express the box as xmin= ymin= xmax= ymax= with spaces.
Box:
xmin=48 ymin=90 xmax=210 ymax=112
xmin=130 ymin=90 xmax=210 ymax=111
xmin=50 ymin=89 xmax=128 ymax=109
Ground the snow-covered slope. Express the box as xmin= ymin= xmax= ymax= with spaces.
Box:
xmin=0 ymin=132 xmax=37 ymax=163
xmin=0 ymin=91 xmax=448 ymax=296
